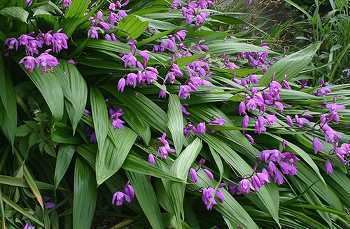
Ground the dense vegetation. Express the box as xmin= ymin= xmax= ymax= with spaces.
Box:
xmin=0 ymin=0 xmax=349 ymax=228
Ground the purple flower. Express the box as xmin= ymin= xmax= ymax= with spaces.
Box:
xmin=245 ymin=134 xmax=255 ymax=144
xmin=242 ymin=115 xmax=250 ymax=129
xmin=166 ymin=64 xmax=183 ymax=83
xmin=105 ymin=33 xmax=118 ymax=41
xmin=143 ymin=67 xmax=159 ymax=84
xmin=286 ymin=115 xmax=293 ymax=127
xmin=215 ymin=189 xmax=225 ymax=203
xmin=256 ymin=169 xmax=270 ymax=185
xmin=51 ymin=32 xmax=68 ymax=53
xmin=124 ymin=183 xmax=135 ymax=203
xmin=251 ymin=175 xmax=263 ymax=191
xmin=126 ymin=73 xmax=138 ymax=87
xmin=121 ymin=53 xmax=140 ymax=68
xmin=19 ymin=56 xmax=37 ymax=72
xmin=322 ymin=123 xmax=340 ymax=143
xmin=88 ymin=27 xmax=100 ymax=39
xmin=179 ymin=85 xmax=192 ymax=99
xmin=181 ymin=105 xmax=190 ymax=116
xmin=193 ymin=122 xmax=206 ymax=135
xmin=148 ymin=154 xmax=156 ymax=165
xmin=239 ymin=102 xmax=246 ymax=115
xmin=23 ymin=223 xmax=35 ymax=229
xmin=175 ymin=30 xmax=187 ymax=41
xmin=157 ymin=133 xmax=175 ymax=159
xmin=315 ymin=86 xmax=331 ymax=96
xmin=202 ymin=187 xmax=217 ymax=210
xmin=254 ymin=116 xmax=267 ymax=134
xmin=5 ymin=38 xmax=19 ymax=50
xmin=117 ymin=78 xmax=126 ymax=92
xmin=25 ymin=0 xmax=32 ymax=7
xmin=324 ymin=160 xmax=333 ymax=174
xmin=209 ymin=117 xmax=225 ymax=126
xmin=109 ymin=107 xmax=124 ymax=129
xmin=184 ymin=123 xmax=194 ymax=137
xmin=238 ymin=179 xmax=251 ymax=194
xmin=294 ymin=115 xmax=309 ymax=128
xmin=279 ymin=161 xmax=297 ymax=176
xmin=312 ymin=138 xmax=323 ymax=154
xmin=36 ymin=52 xmax=59 ymax=72
xmin=172 ymin=0 xmax=181 ymax=9
xmin=273 ymin=169 xmax=285 ymax=185
xmin=139 ymin=50 xmax=149 ymax=66
xmin=203 ymin=169 xmax=214 ymax=180
xmin=112 ymin=191 xmax=126 ymax=206
xmin=265 ymin=114 xmax=277 ymax=125
xmin=282 ymin=79 xmax=291 ymax=90
xmin=189 ymin=168 xmax=198 ymax=183
xmin=63 ymin=0 xmax=72 ymax=8
xmin=159 ymin=89 xmax=167 ymax=98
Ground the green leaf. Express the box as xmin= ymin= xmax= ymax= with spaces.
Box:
xmin=117 ymin=15 xmax=149 ymax=39
xmin=0 ymin=7 xmax=29 ymax=23
xmin=127 ymin=172 xmax=165 ymax=229
xmin=0 ymin=55 xmax=17 ymax=145
xmin=259 ymin=42 xmax=321 ymax=85
xmin=123 ymin=108 xmax=151 ymax=145
xmin=196 ymin=170 xmax=258 ymax=228
xmin=90 ymin=88 xmax=109 ymax=154
xmin=73 ymin=158 xmax=97 ymax=229
xmin=27 ymin=69 xmax=64 ymax=120
xmin=54 ymin=145 xmax=75 ymax=188
xmin=202 ymin=135 xmax=280 ymax=225
xmin=55 ymin=61 xmax=88 ymax=133
xmin=168 ymin=138 xmax=202 ymax=226
xmin=65 ymin=0 xmax=90 ymax=18
xmin=2 ymin=195 xmax=44 ymax=227
xmin=96 ymin=127 xmax=137 ymax=185
xmin=167 ymin=94 xmax=185 ymax=154
xmin=118 ymin=93 xmax=167 ymax=131
xmin=23 ymin=165 xmax=44 ymax=208
xmin=207 ymin=39 xmax=268 ymax=55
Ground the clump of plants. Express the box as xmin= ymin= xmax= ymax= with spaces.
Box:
xmin=0 ymin=0 xmax=350 ymax=228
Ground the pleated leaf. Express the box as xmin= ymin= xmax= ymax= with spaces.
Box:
xmin=73 ymin=158 xmax=97 ymax=229
xmin=118 ymin=15 xmax=149 ymax=39
xmin=90 ymin=88 xmax=109 ymax=153
xmin=54 ymin=145 xmax=75 ymax=188
xmin=167 ymin=94 xmax=185 ymax=154
xmin=55 ymin=61 xmax=88 ymax=133
xmin=27 ymin=68 xmax=64 ymax=120
xmin=168 ymin=138 xmax=202 ymax=226
xmin=259 ymin=42 xmax=321 ymax=85
xmin=127 ymin=172 xmax=165 ymax=229
xmin=0 ymin=56 xmax=17 ymax=145
xmin=96 ymin=127 xmax=137 ymax=185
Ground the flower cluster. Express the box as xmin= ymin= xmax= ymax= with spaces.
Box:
xmin=88 ymin=1 xmax=129 ymax=40
xmin=239 ymin=44 xmax=270 ymax=71
xmin=112 ymin=182 xmax=135 ymax=206
xmin=157 ymin=133 xmax=175 ymax=159
xmin=109 ymin=107 xmax=125 ymax=129
xmin=184 ymin=118 xmax=225 ymax=137
xmin=201 ymin=187 xmax=224 ymax=210
xmin=117 ymin=43 xmax=159 ymax=92
xmin=171 ymin=0 xmax=214 ymax=26
xmin=153 ymin=30 xmax=187 ymax=53
xmin=179 ymin=60 xmax=211 ymax=99
xmin=238 ymin=80 xmax=290 ymax=143
xmin=230 ymin=149 xmax=299 ymax=195
xmin=5 ymin=31 xmax=69 ymax=72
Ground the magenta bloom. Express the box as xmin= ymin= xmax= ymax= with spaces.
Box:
xmin=148 ymin=154 xmax=156 ymax=165
xmin=242 ymin=115 xmax=250 ymax=129
xmin=209 ymin=117 xmax=225 ymax=126
xmin=112 ymin=191 xmax=126 ymax=206
xmin=215 ymin=189 xmax=225 ymax=203
xmin=5 ymin=38 xmax=19 ymax=50
xmin=139 ymin=50 xmax=149 ymax=66
xmin=202 ymin=187 xmax=217 ymax=210
xmin=109 ymin=107 xmax=124 ymax=129
xmin=25 ymin=0 xmax=32 ymax=7
xmin=63 ymin=0 xmax=72 ymax=8
xmin=117 ymin=78 xmax=126 ymax=92
xmin=124 ymin=183 xmax=135 ymax=203
xmin=24 ymin=223 xmax=35 ymax=229
xmin=203 ymin=169 xmax=214 ymax=180
xmin=19 ymin=56 xmax=37 ymax=72
xmin=324 ymin=160 xmax=333 ymax=174
xmin=251 ymin=175 xmax=263 ymax=191
xmin=238 ymin=179 xmax=251 ymax=194
xmin=189 ymin=168 xmax=198 ymax=183
xmin=88 ymin=27 xmax=100 ymax=39
xmin=52 ymin=32 xmax=69 ymax=53
xmin=194 ymin=122 xmax=206 ymax=135
xmin=245 ymin=134 xmax=254 ymax=144
xmin=36 ymin=52 xmax=59 ymax=72
xmin=312 ymin=138 xmax=323 ymax=154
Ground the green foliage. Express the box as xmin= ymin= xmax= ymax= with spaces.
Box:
xmin=0 ymin=0 xmax=350 ymax=228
